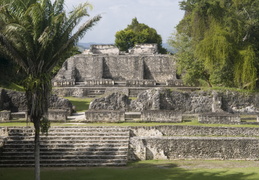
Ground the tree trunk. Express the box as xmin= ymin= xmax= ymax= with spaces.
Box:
xmin=34 ymin=119 xmax=41 ymax=180
xmin=25 ymin=75 xmax=51 ymax=180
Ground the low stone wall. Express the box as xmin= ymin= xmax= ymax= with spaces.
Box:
xmin=126 ymin=80 xmax=156 ymax=87
xmin=166 ymin=79 xmax=184 ymax=86
xmin=82 ymin=79 xmax=115 ymax=87
xmin=198 ymin=113 xmax=241 ymax=124
xmin=52 ymin=87 xmax=106 ymax=97
xmin=0 ymin=127 xmax=8 ymax=148
xmin=48 ymin=109 xmax=67 ymax=121
xmin=0 ymin=111 xmax=11 ymax=121
xmin=129 ymin=137 xmax=259 ymax=161
xmin=52 ymin=79 xmax=75 ymax=87
xmin=0 ymin=127 xmax=8 ymax=136
xmin=11 ymin=111 xmax=28 ymax=120
xmin=141 ymin=111 xmax=182 ymax=123
xmin=85 ymin=110 xmax=125 ymax=122
xmin=130 ymin=125 xmax=259 ymax=137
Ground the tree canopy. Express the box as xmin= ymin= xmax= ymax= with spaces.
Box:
xmin=0 ymin=0 xmax=101 ymax=179
xmin=115 ymin=18 xmax=167 ymax=54
xmin=169 ymin=0 xmax=259 ymax=89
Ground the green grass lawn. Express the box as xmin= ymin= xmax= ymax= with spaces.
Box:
xmin=64 ymin=97 xmax=93 ymax=112
xmin=1 ymin=119 xmax=259 ymax=128
xmin=1 ymin=160 xmax=259 ymax=180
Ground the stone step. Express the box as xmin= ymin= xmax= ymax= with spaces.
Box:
xmin=0 ymin=162 xmax=127 ymax=167
xmin=5 ymin=139 xmax=129 ymax=144
xmin=2 ymin=146 xmax=128 ymax=151
xmin=6 ymin=129 xmax=130 ymax=136
xmin=0 ymin=154 xmax=128 ymax=160
xmin=2 ymin=150 xmax=128 ymax=156
xmin=4 ymin=145 xmax=129 ymax=151
xmin=4 ymin=144 xmax=129 ymax=149
xmin=6 ymin=126 xmax=129 ymax=130
xmin=7 ymin=135 xmax=129 ymax=140
xmin=0 ymin=159 xmax=127 ymax=165
xmin=0 ymin=127 xmax=130 ymax=167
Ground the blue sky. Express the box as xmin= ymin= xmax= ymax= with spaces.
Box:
xmin=65 ymin=0 xmax=185 ymax=43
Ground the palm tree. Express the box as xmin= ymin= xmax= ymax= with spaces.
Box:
xmin=0 ymin=0 xmax=101 ymax=179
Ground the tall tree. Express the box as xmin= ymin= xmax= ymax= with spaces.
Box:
xmin=115 ymin=18 xmax=167 ymax=54
xmin=170 ymin=0 xmax=259 ymax=89
xmin=0 ymin=0 xmax=101 ymax=179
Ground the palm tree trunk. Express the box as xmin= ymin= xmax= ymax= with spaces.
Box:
xmin=34 ymin=119 xmax=41 ymax=180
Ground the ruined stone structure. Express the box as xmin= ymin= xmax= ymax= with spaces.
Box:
xmin=53 ymin=44 xmax=180 ymax=87
xmin=1 ymin=126 xmax=259 ymax=167
xmin=89 ymin=88 xmax=259 ymax=114
xmin=0 ymin=88 xmax=73 ymax=118
xmin=86 ymin=88 xmax=259 ymax=124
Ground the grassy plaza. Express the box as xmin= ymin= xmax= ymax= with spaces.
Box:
xmin=1 ymin=160 xmax=259 ymax=180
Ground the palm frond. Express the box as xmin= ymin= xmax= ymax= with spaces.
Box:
xmin=48 ymin=14 xmax=101 ymax=72
xmin=0 ymin=33 xmax=29 ymax=72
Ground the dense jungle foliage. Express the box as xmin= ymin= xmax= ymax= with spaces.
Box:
xmin=169 ymin=0 xmax=259 ymax=90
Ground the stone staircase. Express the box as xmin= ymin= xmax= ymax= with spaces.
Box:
xmin=0 ymin=127 xmax=130 ymax=167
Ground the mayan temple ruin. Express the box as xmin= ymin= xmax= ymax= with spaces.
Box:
xmin=52 ymin=44 xmax=182 ymax=89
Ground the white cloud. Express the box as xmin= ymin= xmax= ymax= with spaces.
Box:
xmin=62 ymin=0 xmax=184 ymax=43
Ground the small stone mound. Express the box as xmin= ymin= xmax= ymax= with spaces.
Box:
xmin=89 ymin=92 xmax=130 ymax=111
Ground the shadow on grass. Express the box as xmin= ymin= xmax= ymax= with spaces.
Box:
xmin=0 ymin=162 xmax=257 ymax=180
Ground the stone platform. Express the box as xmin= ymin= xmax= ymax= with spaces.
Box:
xmin=1 ymin=125 xmax=259 ymax=167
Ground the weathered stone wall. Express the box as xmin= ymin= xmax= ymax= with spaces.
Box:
xmin=85 ymin=110 xmax=125 ymax=122
xmin=0 ymin=88 xmax=73 ymax=115
xmin=48 ymin=109 xmax=67 ymax=121
xmin=89 ymin=92 xmax=130 ymax=111
xmin=89 ymin=45 xmax=120 ymax=55
xmin=53 ymin=54 xmax=176 ymax=85
xmin=129 ymin=137 xmax=259 ymax=160
xmin=141 ymin=111 xmax=182 ymax=123
xmin=130 ymin=126 xmax=259 ymax=137
xmin=102 ymin=55 xmax=144 ymax=80
xmin=89 ymin=88 xmax=259 ymax=114
xmin=0 ymin=111 xmax=11 ymax=121
xmin=0 ymin=127 xmax=8 ymax=148
xmin=198 ymin=113 xmax=241 ymax=124
xmin=129 ymin=44 xmax=158 ymax=54
xmin=128 ymin=88 xmax=259 ymax=114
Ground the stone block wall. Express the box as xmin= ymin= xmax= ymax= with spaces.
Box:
xmin=53 ymin=53 xmax=177 ymax=86
xmin=129 ymin=44 xmax=158 ymax=54
xmin=126 ymin=80 xmax=156 ymax=87
xmin=198 ymin=113 xmax=241 ymax=124
xmin=102 ymin=55 xmax=144 ymax=80
xmin=0 ymin=111 xmax=11 ymax=121
xmin=129 ymin=137 xmax=259 ymax=161
xmin=141 ymin=111 xmax=182 ymax=123
xmin=85 ymin=110 xmax=125 ymax=122
xmin=48 ymin=109 xmax=67 ymax=121
xmin=90 ymin=45 xmax=120 ymax=55
xmin=130 ymin=125 xmax=259 ymax=137
xmin=52 ymin=79 xmax=75 ymax=87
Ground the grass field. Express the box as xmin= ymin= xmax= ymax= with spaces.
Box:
xmin=64 ymin=97 xmax=93 ymax=112
xmin=1 ymin=160 xmax=259 ymax=180
xmin=1 ymin=119 xmax=259 ymax=128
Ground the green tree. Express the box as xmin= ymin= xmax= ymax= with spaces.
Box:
xmin=115 ymin=18 xmax=167 ymax=54
xmin=0 ymin=0 xmax=101 ymax=179
xmin=170 ymin=0 xmax=259 ymax=89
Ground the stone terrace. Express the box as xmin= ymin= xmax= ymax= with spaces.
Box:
xmin=0 ymin=127 xmax=129 ymax=167
xmin=1 ymin=125 xmax=259 ymax=167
